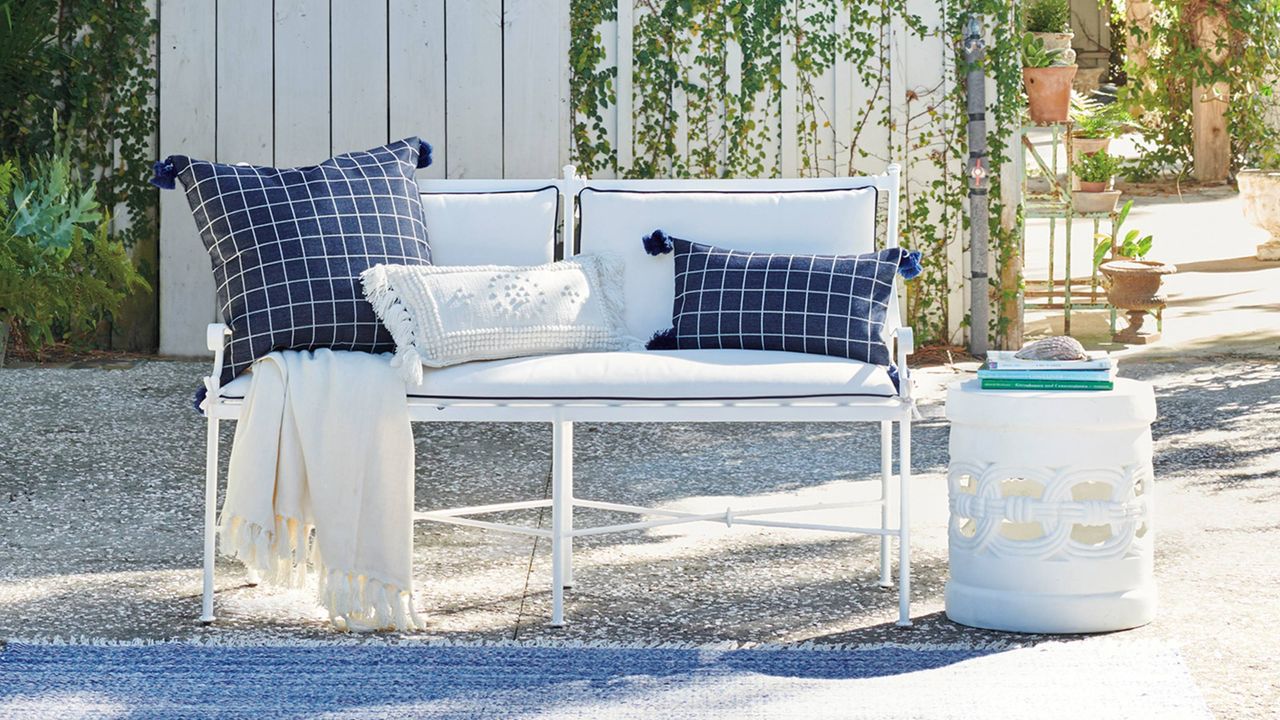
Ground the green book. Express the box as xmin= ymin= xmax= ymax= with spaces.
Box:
xmin=980 ymin=378 xmax=1114 ymax=391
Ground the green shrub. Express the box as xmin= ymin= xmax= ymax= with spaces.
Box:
xmin=1026 ymin=0 xmax=1071 ymax=34
xmin=0 ymin=150 xmax=148 ymax=353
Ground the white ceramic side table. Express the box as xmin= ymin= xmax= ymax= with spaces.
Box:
xmin=944 ymin=378 xmax=1158 ymax=633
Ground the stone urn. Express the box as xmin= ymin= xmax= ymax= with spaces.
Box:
xmin=1236 ymin=169 xmax=1280 ymax=261
xmin=1099 ymin=260 xmax=1177 ymax=344
xmin=1030 ymin=31 xmax=1076 ymax=65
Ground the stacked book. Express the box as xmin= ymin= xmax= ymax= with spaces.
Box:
xmin=979 ymin=350 xmax=1116 ymax=391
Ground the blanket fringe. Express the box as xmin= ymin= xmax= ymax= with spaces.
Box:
xmin=360 ymin=264 xmax=425 ymax=386
xmin=220 ymin=514 xmax=423 ymax=632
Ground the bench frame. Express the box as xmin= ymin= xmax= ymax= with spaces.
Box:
xmin=197 ymin=165 xmax=916 ymax=628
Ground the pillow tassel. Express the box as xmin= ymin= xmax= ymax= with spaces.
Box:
xmin=150 ymin=157 xmax=177 ymax=189
xmin=360 ymin=264 xmax=424 ymax=386
xmin=897 ymin=249 xmax=923 ymax=280
xmin=642 ymin=229 xmax=674 ymax=256
xmin=416 ymin=140 xmax=433 ymax=169
xmin=646 ymin=327 xmax=678 ymax=350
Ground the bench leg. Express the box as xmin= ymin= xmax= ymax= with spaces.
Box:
xmin=897 ymin=414 xmax=912 ymax=627
xmin=550 ymin=419 xmax=573 ymax=627
xmin=200 ymin=416 xmax=219 ymax=625
xmin=879 ymin=421 xmax=893 ymax=588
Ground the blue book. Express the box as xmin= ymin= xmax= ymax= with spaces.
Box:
xmin=978 ymin=366 xmax=1115 ymax=382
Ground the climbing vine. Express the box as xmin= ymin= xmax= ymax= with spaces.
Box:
xmin=569 ymin=0 xmax=1023 ymax=347
xmin=1121 ymin=0 xmax=1280 ymax=177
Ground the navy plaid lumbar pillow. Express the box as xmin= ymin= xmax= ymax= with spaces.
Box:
xmin=154 ymin=137 xmax=433 ymax=386
xmin=642 ymin=229 xmax=922 ymax=380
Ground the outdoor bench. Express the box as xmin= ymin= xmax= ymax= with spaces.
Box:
xmin=197 ymin=165 xmax=917 ymax=628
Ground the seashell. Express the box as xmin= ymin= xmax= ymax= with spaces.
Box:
xmin=1014 ymin=336 xmax=1088 ymax=361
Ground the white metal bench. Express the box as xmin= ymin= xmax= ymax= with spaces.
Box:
xmin=197 ymin=165 xmax=916 ymax=628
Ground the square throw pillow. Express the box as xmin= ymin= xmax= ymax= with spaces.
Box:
xmin=153 ymin=137 xmax=434 ymax=386
xmin=361 ymin=254 xmax=640 ymax=383
xmin=641 ymin=230 xmax=921 ymax=383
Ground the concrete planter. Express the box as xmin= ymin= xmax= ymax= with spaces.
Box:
xmin=1030 ymin=31 xmax=1076 ymax=65
xmin=1074 ymin=189 xmax=1120 ymax=214
xmin=1100 ymin=260 xmax=1177 ymax=344
xmin=1023 ymin=65 xmax=1078 ymax=124
xmin=1236 ymin=169 xmax=1280 ymax=261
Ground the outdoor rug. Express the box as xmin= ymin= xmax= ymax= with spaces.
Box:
xmin=0 ymin=638 xmax=1210 ymax=719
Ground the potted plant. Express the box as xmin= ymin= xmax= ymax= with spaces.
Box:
xmin=1072 ymin=150 xmax=1123 ymax=213
xmin=1094 ymin=201 xmax=1176 ymax=344
xmin=1070 ymin=97 xmax=1131 ymax=157
xmin=1026 ymin=0 xmax=1075 ymax=64
xmin=1022 ymin=34 xmax=1077 ymax=124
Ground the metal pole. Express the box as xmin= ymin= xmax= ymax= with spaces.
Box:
xmin=963 ymin=16 xmax=990 ymax=357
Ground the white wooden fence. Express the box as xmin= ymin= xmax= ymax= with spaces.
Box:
xmin=159 ymin=0 xmax=964 ymax=355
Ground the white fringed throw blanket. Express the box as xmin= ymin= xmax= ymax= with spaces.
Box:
xmin=217 ymin=349 xmax=421 ymax=631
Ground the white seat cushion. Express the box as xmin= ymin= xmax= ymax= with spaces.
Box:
xmin=420 ymin=186 xmax=558 ymax=266
xmin=576 ymin=186 xmax=878 ymax=340
xmin=219 ymin=349 xmax=897 ymax=402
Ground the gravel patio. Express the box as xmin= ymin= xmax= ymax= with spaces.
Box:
xmin=1 ymin=353 xmax=1277 ymax=718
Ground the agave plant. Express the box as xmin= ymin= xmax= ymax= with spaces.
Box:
xmin=1094 ymin=200 xmax=1154 ymax=266
xmin=1022 ymin=34 xmax=1066 ymax=69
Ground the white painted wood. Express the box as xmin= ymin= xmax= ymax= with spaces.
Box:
xmin=330 ymin=0 xmax=388 ymax=154
xmin=217 ymin=0 xmax=273 ymax=165
xmin=832 ymin=4 xmax=853 ymax=177
xmin=445 ymin=0 xmax=503 ymax=177
xmin=780 ymin=4 xmax=798 ymax=178
xmin=158 ymin=0 xmax=217 ymax=356
xmin=614 ymin=2 xmax=634 ymax=176
xmin=503 ymin=0 xmax=562 ymax=178
xmin=389 ymin=0 xmax=446 ymax=180
xmin=274 ymin=0 xmax=330 ymax=166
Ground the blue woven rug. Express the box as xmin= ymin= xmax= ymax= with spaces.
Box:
xmin=0 ymin=639 xmax=1210 ymax=719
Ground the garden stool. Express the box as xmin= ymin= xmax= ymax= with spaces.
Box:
xmin=944 ymin=378 xmax=1157 ymax=633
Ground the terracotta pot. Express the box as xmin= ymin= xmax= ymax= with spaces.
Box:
xmin=1099 ymin=259 xmax=1177 ymax=344
xmin=1236 ymin=169 xmax=1280 ymax=261
xmin=1078 ymin=180 xmax=1109 ymax=193
xmin=1071 ymin=136 xmax=1110 ymax=158
xmin=1023 ymin=66 xmax=1078 ymax=124
xmin=1074 ymin=189 xmax=1121 ymax=214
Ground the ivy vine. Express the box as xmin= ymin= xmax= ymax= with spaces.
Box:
xmin=1122 ymin=0 xmax=1280 ymax=177
xmin=569 ymin=0 xmax=1023 ymax=347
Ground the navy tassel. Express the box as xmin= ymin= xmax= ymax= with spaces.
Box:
xmin=897 ymin=249 xmax=923 ymax=280
xmin=192 ymin=385 xmax=207 ymax=414
xmin=151 ymin=157 xmax=177 ymax=190
xmin=642 ymin=229 xmax=673 ymax=256
xmin=417 ymin=140 xmax=433 ymax=169
xmin=646 ymin=327 xmax=678 ymax=350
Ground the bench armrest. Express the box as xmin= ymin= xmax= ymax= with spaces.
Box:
xmin=892 ymin=326 xmax=914 ymax=400
xmin=204 ymin=323 xmax=231 ymax=401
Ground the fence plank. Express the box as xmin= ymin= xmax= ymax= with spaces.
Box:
xmin=217 ymin=0 xmax=273 ymax=165
xmin=780 ymin=4 xmax=798 ymax=178
xmin=331 ymin=0 xmax=388 ymax=154
xmin=389 ymin=0 xmax=446 ymax=179
xmin=158 ymin=0 xmax=217 ymax=356
xmin=613 ymin=5 xmax=632 ymax=177
xmin=274 ymin=0 xmax=329 ymax=166
xmin=445 ymin=0 xmax=503 ymax=177
xmin=503 ymin=0 xmax=562 ymax=178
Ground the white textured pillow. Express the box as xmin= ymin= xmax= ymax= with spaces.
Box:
xmin=362 ymin=254 xmax=639 ymax=383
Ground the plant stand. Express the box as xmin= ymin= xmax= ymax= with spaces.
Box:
xmin=944 ymin=378 xmax=1158 ymax=633
xmin=1018 ymin=123 xmax=1116 ymax=336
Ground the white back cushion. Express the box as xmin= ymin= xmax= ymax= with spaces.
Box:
xmin=576 ymin=186 xmax=878 ymax=339
xmin=420 ymin=186 xmax=558 ymax=266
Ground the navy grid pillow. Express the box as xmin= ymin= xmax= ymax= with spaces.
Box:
xmin=153 ymin=137 xmax=433 ymax=387
xmin=641 ymin=230 xmax=922 ymax=385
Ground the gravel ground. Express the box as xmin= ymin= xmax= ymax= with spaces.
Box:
xmin=1 ymin=357 xmax=1277 ymax=718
